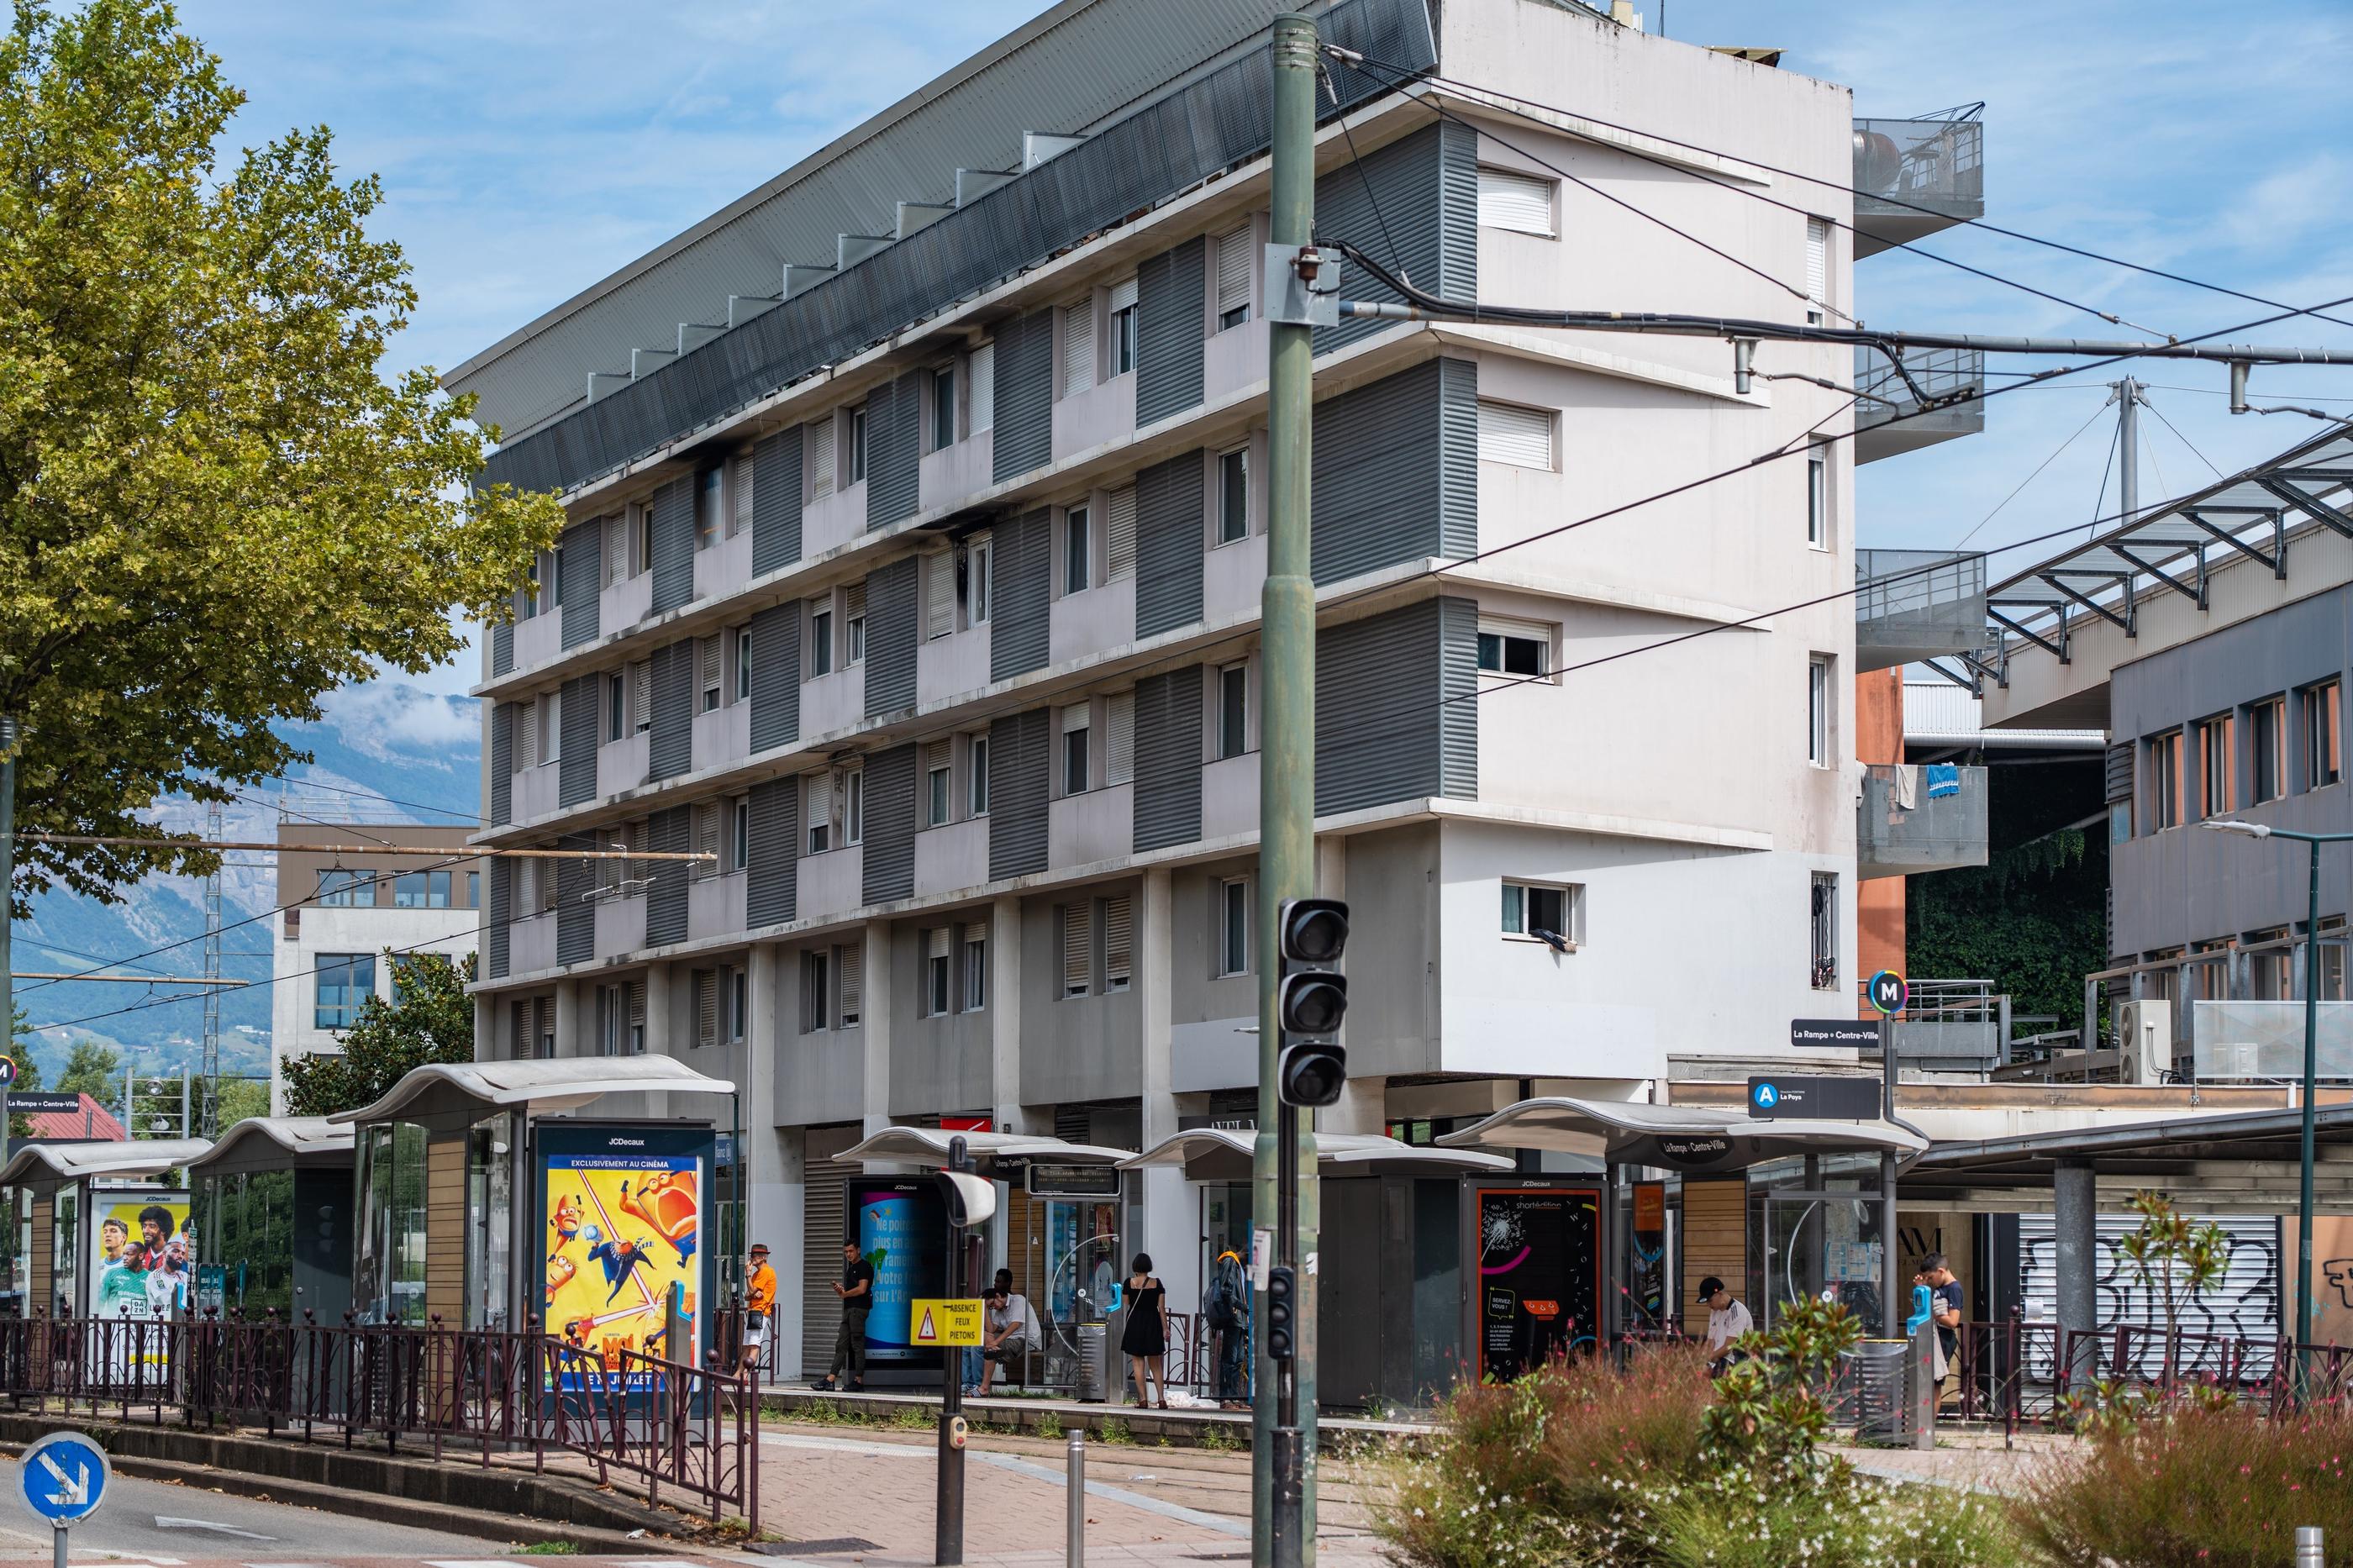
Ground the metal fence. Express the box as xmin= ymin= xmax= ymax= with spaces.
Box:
xmin=1851 ymin=115 xmax=1984 ymax=215
xmin=0 ymin=1313 xmax=757 ymax=1529
xmin=1852 ymin=346 xmax=1987 ymax=426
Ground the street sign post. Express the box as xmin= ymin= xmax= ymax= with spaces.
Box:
xmin=1867 ymin=971 xmax=1908 ymax=1016
xmin=18 ymin=1429 xmax=111 ymax=1568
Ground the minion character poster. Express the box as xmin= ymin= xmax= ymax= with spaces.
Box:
xmin=537 ymin=1125 xmax=715 ymax=1392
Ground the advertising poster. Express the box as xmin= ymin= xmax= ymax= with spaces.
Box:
xmin=540 ymin=1126 xmax=712 ymax=1391
xmin=89 ymin=1190 xmax=192 ymax=1323
xmin=2295 ymin=1216 xmax=2353 ymax=1349
xmin=848 ymin=1177 xmax=946 ymax=1368
xmin=1476 ymin=1186 xmax=1601 ymax=1383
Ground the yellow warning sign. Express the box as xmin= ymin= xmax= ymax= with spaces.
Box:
xmin=909 ymin=1297 xmax=986 ymax=1347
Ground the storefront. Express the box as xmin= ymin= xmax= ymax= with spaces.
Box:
xmin=0 ymin=1139 xmax=212 ymax=1320
xmin=1121 ymin=1129 xmax=1513 ymax=1411
xmin=331 ymin=1058 xmax=735 ymax=1340
xmin=187 ymin=1118 xmax=355 ymax=1321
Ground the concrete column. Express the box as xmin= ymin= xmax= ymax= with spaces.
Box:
xmin=769 ymin=1128 xmax=804 ymax=1384
xmin=747 ymin=944 xmax=785 ymax=1256
xmin=2054 ymin=1159 xmax=2100 ymax=1386
xmin=989 ymin=895 xmax=1024 ymax=1134
xmin=642 ymin=961 xmax=675 ymax=1123
xmin=861 ymin=919 xmax=893 ymax=1135
xmin=472 ymin=995 xmax=495 ymax=1067
xmin=553 ymin=978 xmax=582 ymax=1059
xmin=1136 ymin=869 xmax=1194 ymax=1316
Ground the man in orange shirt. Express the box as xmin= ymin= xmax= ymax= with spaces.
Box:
xmin=741 ymin=1242 xmax=777 ymax=1377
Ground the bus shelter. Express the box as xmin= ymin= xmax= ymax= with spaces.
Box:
xmin=330 ymin=1058 xmax=736 ymax=1373
xmin=1 ymin=1138 xmax=211 ymax=1320
xmin=188 ymin=1118 xmax=355 ymax=1322
xmin=1121 ymin=1129 xmax=1513 ymax=1410
xmin=1439 ymin=1098 xmax=1928 ymax=1348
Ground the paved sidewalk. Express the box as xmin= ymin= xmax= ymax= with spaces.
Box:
xmin=1833 ymin=1428 xmax=2080 ymax=1496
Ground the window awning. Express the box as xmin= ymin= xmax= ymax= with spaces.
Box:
xmin=1436 ymin=1097 xmax=1926 ymax=1173
xmin=1120 ymin=1129 xmax=1513 ymax=1183
xmin=329 ymin=1057 xmax=736 ymax=1123
xmin=2 ymin=1138 xmax=213 ymax=1189
xmin=834 ymin=1128 xmax=1131 ymax=1176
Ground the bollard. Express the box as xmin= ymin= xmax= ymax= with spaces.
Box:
xmin=1066 ymin=1430 xmax=1086 ymax=1566
xmin=2296 ymin=1526 xmax=2322 ymax=1567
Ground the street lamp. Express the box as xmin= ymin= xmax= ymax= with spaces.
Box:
xmin=2204 ymin=818 xmax=2351 ymax=1391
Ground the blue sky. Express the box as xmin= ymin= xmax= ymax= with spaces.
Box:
xmin=178 ymin=0 xmax=2353 ymax=696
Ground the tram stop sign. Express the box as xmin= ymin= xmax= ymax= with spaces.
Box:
xmin=18 ymin=1430 xmax=110 ymax=1528
xmin=1866 ymin=970 xmax=1908 ymax=1017
xmin=0 ymin=1055 xmax=16 ymax=1087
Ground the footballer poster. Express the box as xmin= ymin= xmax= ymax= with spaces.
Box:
xmin=89 ymin=1190 xmax=192 ymax=1322
xmin=539 ymin=1124 xmax=713 ymax=1391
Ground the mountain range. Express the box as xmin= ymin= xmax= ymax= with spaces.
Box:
xmin=14 ymin=683 xmax=483 ymax=1087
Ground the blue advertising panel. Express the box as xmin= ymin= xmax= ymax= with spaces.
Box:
xmin=847 ymin=1176 xmax=946 ymax=1369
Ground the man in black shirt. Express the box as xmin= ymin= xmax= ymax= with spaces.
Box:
xmin=817 ymin=1239 xmax=875 ymax=1391
xmin=1919 ymin=1251 xmax=1965 ymax=1406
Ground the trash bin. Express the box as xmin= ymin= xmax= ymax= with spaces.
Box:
xmin=1844 ymin=1339 xmax=1910 ymax=1442
xmin=1076 ymin=1323 xmax=1109 ymax=1403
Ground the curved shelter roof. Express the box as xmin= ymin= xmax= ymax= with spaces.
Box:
xmin=1 ymin=1137 xmax=213 ymax=1189
xmin=329 ymin=1058 xmax=736 ymax=1124
xmin=1120 ymin=1129 xmax=1512 ymax=1183
xmin=187 ymin=1118 xmax=353 ymax=1171
xmin=834 ymin=1128 xmax=1132 ymax=1176
xmin=1436 ymin=1097 xmax=1926 ymax=1174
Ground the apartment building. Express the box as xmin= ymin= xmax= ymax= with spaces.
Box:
xmin=270 ymin=823 xmax=485 ymax=1109
xmin=450 ymin=0 xmax=1979 ymax=1372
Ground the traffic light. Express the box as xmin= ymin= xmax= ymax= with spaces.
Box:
xmin=1265 ymin=1265 xmax=1298 ymax=1360
xmin=1276 ymin=897 xmax=1348 ymax=1108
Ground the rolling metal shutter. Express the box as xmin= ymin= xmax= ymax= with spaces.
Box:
xmin=1313 ymin=360 xmax=1456 ymax=586
xmin=560 ymin=519 xmax=603 ymax=649
xmin=800 ymin=1125 xmax=859 ymax=1376
xmin=1103 ymin=690 xmax=1134 ymax=786
xmin=1314 ymin=598 xmax=1452 ymax=816
xmin=645 ymin=805 xmax=691 ymax=946
xmin=749 ymin=600 xmax=802 ymax=753
xmin=861 ymin=743 xmax=918 ymax=905
xmin=989 ymin=508 xmax=1051 ymax=681
xmin=1135 ymin=234 xmax=1204 ymax=425
xmin=1105 ymin=485 xmax=1138 ymax=581
xmin=1131 ymin=667 xmax=1202 ymax=852
xmin=967 ymin=343 xmax=995 ymax=433
xmin=729 ymin=455 xmax=754 ymax=538
xmin=1062 ymin=903 xmax=1092 ymax=996
xmin=1061 ymin=299 xmax=1095 ymax=399
xmin=752 ymin=425 xmax=803 ymax=574
xmin=1215 ymin=228 xmax=1252 ymax=320
xmin=1805 ymin=216 xmax=1829 ymax=305
xmin=1477 ymin=167 xmax=1553 ymax=235
xmin=650 ymin=476 xmax=696 ymax=614
xmin=862 ymin=556 xmax=919 ymax=717
xmin=485 ymin=858 xmax=511 ymax=980
xmin=745 ymin=776 xmax=798 ymax=928
xmin=560 ymin=675 xmax=597 ymax=807
xmin=838 ymin=939 xmax=863 ymax=1024
xmin=924 ymin=552 xmax=955 ymax=639
xmin=556 ymin=833 xmax=594 ymax=966
xmin=648 ymin=639 xmax=695 ymax=781
xmin=987 ymin=708 xmax=1050 ymax=880
xmin=1477 ymin=400 xmax=1553 ymax=468
xmin=992 ymin=310 xmax=1053 ymax=483
xmin=489 ymin=703 xmax=513 ymax=826
xmin=866 ymin=371 xmax=924 ymax=531
xmin=2016 ymin=1214 xmax=2278 ymax=1376
xmin=1135 ymin=449 xmax=1205 ymax=638
xmin=1317 ymin=121 xmax=1477 ymax=358
xmin=491 ymin=620 xmax=513 ymax=677
xmin=1103 ymin=896 xmax=1132 ymax=990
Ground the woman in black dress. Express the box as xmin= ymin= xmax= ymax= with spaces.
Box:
xmin=1119 ymin=1252 xmax=1169 ymax=1408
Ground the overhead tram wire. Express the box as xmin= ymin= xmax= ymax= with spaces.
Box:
xmin=265 ymin=772 xmax=487 ymax=824
xmin=1324 ymin=47 xmax=2353 ymax=337
xmin=2139 ymin=394 xmax=2227 ymax=478
xmin=1953 ymin=402 xmax=2111 ymax=546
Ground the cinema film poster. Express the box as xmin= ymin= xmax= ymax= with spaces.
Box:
xmin=90 ymin=1190 xmax=192 ymax=1323
xmin=543 ymin=1149 xmax=703 ymax=1390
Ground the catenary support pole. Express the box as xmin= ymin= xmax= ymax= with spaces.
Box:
xmin=2115 ymin=378 xmax=2142 ymax=524
xmin=1257 ymin=14 xmax=1319 ymax=1568
xmin=2295 ymin=834 xmax=2320 ymax=1397
xmin=1881 ymin=1016 xmax=1899 ymax=1339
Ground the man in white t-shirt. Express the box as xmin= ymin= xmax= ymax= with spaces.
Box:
xmin=1698 ymin=1276 xmax=1753 ymax=1374
xmin=977 ymin=1272 xmax=1037 ymax=1396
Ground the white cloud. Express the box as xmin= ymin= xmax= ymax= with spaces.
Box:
xmin=318 ymin=682 xmax=481 ymax=755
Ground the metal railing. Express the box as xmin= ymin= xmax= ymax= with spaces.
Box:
xmin=1854 ymin=549 xmax=1988 ymax=668
xmin=0 ymin=1313 xmax=757 ymax=1528
xmin=1852 ymin=115 xmax=1984 ymax=215
xmin=1853 ymin=346 xmax=1987 ymax=426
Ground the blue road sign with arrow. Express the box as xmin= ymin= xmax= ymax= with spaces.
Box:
xmin=17 ymin=1430 xmax=110 ymax=1526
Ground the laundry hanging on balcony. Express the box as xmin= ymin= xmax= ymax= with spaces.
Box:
xmin=1925 ymin=763 xmax=1962 ymax=799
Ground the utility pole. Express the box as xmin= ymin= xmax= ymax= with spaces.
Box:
xmin=200 ymin=797 xmax=223 ymax=1135
xmin=1257 ymin=14 xmax=1319 ymax=1568
xmin=0 ymin=715 xmax=16 ymax=1180
xmin=2112 ymin=377 xmax=2144 ymax=524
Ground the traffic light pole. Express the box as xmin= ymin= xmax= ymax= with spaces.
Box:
xmin=1256 ymin=14 xmax=1319 ymax=1568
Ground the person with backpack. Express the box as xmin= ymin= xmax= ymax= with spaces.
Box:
xmin=1203 ymin=1249 xmax=1250 ymax=1410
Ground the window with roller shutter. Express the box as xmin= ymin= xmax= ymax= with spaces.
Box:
xmin=1061 ymin=298 xmax=1094 ymax=398
xmin=1477 ymin=167 xmax=1554 ymax=236
xmin=1062 ymin=903 xmax=1091 ymax=997
xmin=806 ymin=771 xmax=834 ymax=855
xmin=924 ymin=552 xmax=955 ymax=640
xmin=692 ymin=802 xmax=723 ymax=879
xmin=801 ymin=950 xmax=832 ymax=1033
xmin=1215 ymin=227 xmax=1252 ymax=329
xmin=1061 ymin=702 xmax=1092 ymax=796
xmin=1804 ymin=216 xmax=1829 ymax=324
xmin=630 ymin=660 xmax=651 ymax=734
xmin=924 ymin=739 xmax=952 ymax=827
xmin=837 ymin=940 xmax=863 ymax=1027
xmin=603 ymin=517 xmax=626 ymax=588
xmin=924 ymin=927 xmax=951 ymax=1016
xmin=1477 ymin=400 xmax=1554 ymax=469
xmin=628 ymin=981 xmax=645 ymax=1053
xmin=1104 ymin=690 xmax=1134 ymax=786
xmin=1103 ymin=896 xmax=1132 ymax=992
xmin=844 ymin=766 xmax=865 ymax=845
xmin=699 ymin=637 xmax=722 ymax=712
xmin=809 ymin=417 xmax=836 ymax=500
xmin=537 ymin=996 xmax=556 ymax=1058
xmin=730 ymin=455 xmax=754 ymax=537
xmin=967 ymin=343 xmax=995 ymax=433
xmin=962 ymin=921 xmax=987 ymax=1012
xmin=516 ymin=701 xmax=538 ymax=770
xmin=1108 ymin=276 xmax=1137 ymax=376
xmin=1105 ymin=485 xmax=1137 ymax=580
xmin=694 ymin=970 xmax=717 ymax=1047
xmin=845 ymin=583 xmax=867 ymax=667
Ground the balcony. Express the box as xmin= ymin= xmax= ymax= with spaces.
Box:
xmin=1888 ymin=978 xmax=2009 ymax=1071
xmin=1854 ymin=345 xmax=1984 ymax=463
xmin=1858 ymin=762 xmax=1987 ymax=878
xmin=1852 ymin=112 xmax=1983 ymax=258
xmin=2193 ymin=1002 xmax=2353 ymax=1081
xmin=1855 ymin=549 xmax=1988 ymax=671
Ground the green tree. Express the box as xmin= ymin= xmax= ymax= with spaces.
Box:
xmin=54 ymin=1039 xmax=120 ymax=1109
xmin=2118 ymin=1189 xmax=2231 ymax=1383
xmin=0 ymin=0 xmax=560 ymax=914
xmin=213 ymin=1075 xmax=269 ymax=1129
xmin=282 ymin=952 xmax=473 ymax=1117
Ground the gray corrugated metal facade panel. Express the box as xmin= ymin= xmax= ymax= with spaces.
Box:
xmin=491 ymin=621 xmax=513 ymax=678
xmin=861 ymin=744 xmax=919 ymax=905
xmin=485 ymin=859 xmax=511 ymax=980
xmin=556 ymin=832 xmax=595 ymax=966
xmin=752 ymin=427 xmax=803 ymax=575
xmin=1316 ymin=597 xmax=1449 ymax=816
xmin=648 ymin=639 xmax=695 ymax=781
xmin=1434 ymin=355 xmax=1478 ymax=560
xmin=749 ymin=601 xmax=803 ymax=752
xmin=866 ymin=372 xmax=924 ymax=531
xmin=987 ymin=708 xmax=1050 ymax=880
xmin=1313 ymin=360 xmax=1450 ymax=586
xmin=862 ymin=556 xmax=919 ymax=717
xmin=645 ymin=806 xmax=692 ymax=947
xmin=489 ymin=703 xmax=513 ymax=826
xmin=992 ymin=309 xmax=1054 ymax=484
xmin=1132 ymin=666 xmax=1203 ymax=851
xmin=990 ymin=508 xmax=1051 ymax=681
xmin=1135 ymin=236 xmax=1205 ymax=425
xmin=650 ymin=477 xmax=696 ymax=614
xmin=1135 ymin=449 xmax=1206 ymax=638
xmin=559 ymin=519 xmax=603 ymax=649
xmin=1436 ymin=595 xmax=1478 ymax=800
xmin=746 ymin=776 xmax=798 ymax=928
xmin=1313 ymin=120 xmax=1475 ymax=357
xmin=559 ymin=674 xmax=598 ymax=808
xmin=471 ymin=0 xmax=1435 ymax=497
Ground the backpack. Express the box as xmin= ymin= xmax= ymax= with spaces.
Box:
xmin=1205 ymin=1265 xmax=1243 ymax=1329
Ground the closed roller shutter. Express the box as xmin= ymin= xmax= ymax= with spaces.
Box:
xmin=810 ymin=417 xmax=835 ymax=498
xmin=1105 ymin=485 xmax=1137 ymax=580
xmin=730 ymin=455 xmax=754 ymax=537
xmin=1477 ymin=400 xmax=1553 ymax=469
xmin=838 ymin=939 xmax=863 ymax=1024
xmin=1061 ymin=301 xmax=1094 ymax=397
xmin=1063 ymin=903 xmax=1091 ymax=997
xmin=1805 ymin=217 xmax=1829 ymax=305
xmin=1108 ymin=276 xmax=1137 ymax=316
xmin=1477 ymin=167 xmax=1553 ymax=236
xmin=924 ymin=552 xmax=955 ymax=639
xmin=801 ymin=1126 xmax=859 ymax=1376
xmin=967 ymin=343 xmax=995 ymax=433
xmin=1104 ymin=690 xmax=1134 ymax=786
xmin=1216 ymin=228 xmax=1252 ymax=321
xmin=1103 ymin=895 xmax=1132 ymax=991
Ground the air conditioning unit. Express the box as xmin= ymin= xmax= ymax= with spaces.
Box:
xmin=2115 ymin=1000 xmax=2171 ymax=1084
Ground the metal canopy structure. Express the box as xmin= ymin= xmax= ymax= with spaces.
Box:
xmin=327 ymin=1057 xmax=737 ymax=1123
xmin=1903 ymin=1104 xmax=2353 ymax=1214
xmin=186 ymin=1117 xmax=354 ymax=1171
xmin=1435 ymin=1097 xmax=1927 ymax=1174
xmin=834 ymin=1127 xmax=1131 ymax=1176
xmin=1121 ymin=1129 xmax=1511 ymax=1182
xmin=1961 ymin=427 xmax=2353 ymax=690
xmin=0 ymin=1137 xmax=212 ymax=1190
